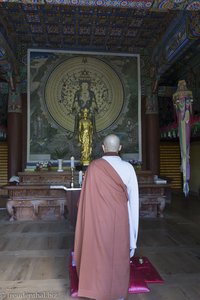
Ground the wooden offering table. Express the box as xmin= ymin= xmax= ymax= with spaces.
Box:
xmin=3 ymin=169 xmax=171 ymax=222
xmin=4 ymin=171 xmax=81 ymax=224
xmin=136 ymin=170 xmax=171 ymax=218
xmin=18 ymin=170 xmax=79 ymax=185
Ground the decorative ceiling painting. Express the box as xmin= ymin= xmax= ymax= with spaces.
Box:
xmin=0 ymin=0 xmax=199 ymax=86
xmin=152 ymin=0 xmax=200 ymax=10
xmin=0 ymin=1 xmax=200 ymax=10
xmin=0 ymin=1 xmax=178 ymax=56
xmin=28 ymin=50 xmax=141 ymax=163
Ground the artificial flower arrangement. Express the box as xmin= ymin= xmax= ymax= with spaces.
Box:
xmin=129 ymin=160 xmax=142 ymax=169
xmin=35 ymin=161 xmax=52 ymax=171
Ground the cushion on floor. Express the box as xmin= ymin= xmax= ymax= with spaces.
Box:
xmin=69 ymin=252 xmax=164 ymax=297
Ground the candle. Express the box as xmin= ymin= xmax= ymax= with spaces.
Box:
xmin=70 ymin=156 xmax=74 ymax=168
xmin=57 ymin=159 xmax=63 ymax=172
xmin=79 ymin=171 xmax=83 ymax=185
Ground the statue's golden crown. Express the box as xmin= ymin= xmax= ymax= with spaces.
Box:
xmin=79 ymin=69 xmax=91 ymax=82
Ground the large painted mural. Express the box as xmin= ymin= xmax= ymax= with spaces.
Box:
xmin=28 ymin=50 xmax=141 ymax=163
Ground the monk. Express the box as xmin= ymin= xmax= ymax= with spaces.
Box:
xmin=74 ymin=133 xmax=139 ymax=300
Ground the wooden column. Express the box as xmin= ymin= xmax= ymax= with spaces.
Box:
xmin=145 ymin=93 xmax=160 ymax=175
xmin=7 ymin=85 xmax=23 ymax=179
xmin=21 ymin=94 xmax=27 ymax=171
xmin=141 ymin=96 xmax=147 ymax=170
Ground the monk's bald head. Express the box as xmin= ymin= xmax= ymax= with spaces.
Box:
xmin=102 ymin=134 xmax=122 ymax=153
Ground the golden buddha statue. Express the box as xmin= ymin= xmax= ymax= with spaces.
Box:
xmin=79 ymin=108 xmax=93 ymax=165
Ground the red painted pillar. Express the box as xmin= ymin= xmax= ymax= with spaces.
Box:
xmin=145 ymin=93 xmax=160 ymax=175
xmin=7 ymin=85 xmax=23 ymax=179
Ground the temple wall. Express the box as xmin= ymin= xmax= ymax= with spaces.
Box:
xmin=190 ymin=141 xmax=200 ymax=195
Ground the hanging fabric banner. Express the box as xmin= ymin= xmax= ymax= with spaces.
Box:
xmin=173 ymin=80 xmax=193 ymax=197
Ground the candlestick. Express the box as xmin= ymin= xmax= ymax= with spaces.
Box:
xmin=79 ymin=170 xmax=83 ymax=187
xmin=70 ymin=166 xmax=74 ymax=188
xmin=70 ymin=156 xmax=74 ymax=168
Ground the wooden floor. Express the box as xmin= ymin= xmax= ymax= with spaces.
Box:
xmin=0 ymin=192 xmax=200 ymax=300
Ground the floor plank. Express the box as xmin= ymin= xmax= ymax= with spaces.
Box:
xmin=0 ymin=192 xmax=200 ymax=300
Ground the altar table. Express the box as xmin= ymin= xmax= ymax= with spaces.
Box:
xmin=3 ymin=170 xmax=171 ymax=221
xmin=4 ymin=184 xmax=81 ymax=224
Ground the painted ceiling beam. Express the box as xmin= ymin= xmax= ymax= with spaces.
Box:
xmin=152 ymin=11 xmax=200 ymax=77
xmin=0 ymin=0 xmax=200 ymax=11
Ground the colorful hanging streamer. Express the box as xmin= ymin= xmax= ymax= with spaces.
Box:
xmin=173 ymin=80 xmax=193 ymax=197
